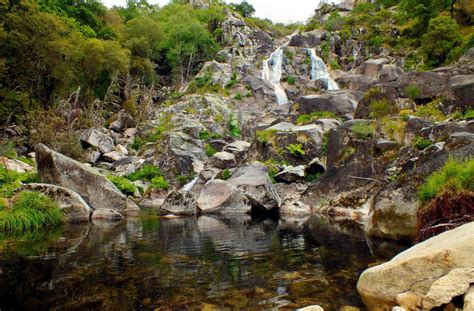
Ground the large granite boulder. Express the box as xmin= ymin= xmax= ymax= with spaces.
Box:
xmin=227 ymin=162 xmax=282 ymax=213
xmin=288 ymin=30 xmax=326 ymax=48
xmin=357 ymin=222 xmax=474 ymax=310
xmin=448 ymin=74 xmax=474 ymax=109
xmin=197 ymin=180 xmax=250 ymax=214
xmin=35 ymin=144 xmax=139 ymax=217
xmin=159 ymin=190 xmax=197 ymax=216
xmin=295 ymin=90 xmax=363 ymax=117
xmin=18 ymin=183 xmax=92 ymax=222
xmin=0 ymin=157 xmax=35 ymax=173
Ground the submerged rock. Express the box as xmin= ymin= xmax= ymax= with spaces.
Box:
xmin=357 ymin=222 xmax=474 ymax=310
xmin=35 ymin=144 xmax=139 ymax=216
xmin=19 ymin=183 xmax=92 ymax=222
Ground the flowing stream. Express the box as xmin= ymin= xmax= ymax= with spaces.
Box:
xmin=262 ymin=48 xmax=289 ymax=105
xmin=308 ymin=48 xmax=339 ymax=90
xmin=0 ymin=215 xmax=406 ymax=310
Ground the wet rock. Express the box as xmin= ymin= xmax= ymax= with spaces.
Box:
xmin=159 ymin=190 xmax=197 ymax=216
xmin=80 ymin=129 xmax=114 ymax=153
xmin=197 ymin=180 xmax=250 ymax=214
xmin=357 ymin=222 xmax=474 ymax=310
xmin=19 ymin=183 xmax=92 ymax=222
xmin=274 ymin=165 xmax=306 ymax=183
xmin=0 ymin=157 xmax=34 ymax=173
xmin=209 ymin=151 xmax=237 ymax=169
xmin=36 ymin=144 xmax=139 ymax=216
xmin=227 ymin=162 xmax=281 ymax=213
xmin=91 ymin=208 xmax=124 ymax=220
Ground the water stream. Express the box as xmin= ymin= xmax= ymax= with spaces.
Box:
xmin=262 ymin=48 xmax=289 ymax=105
xmin=0 ymin=215 xmax=406 ymax=310
xmin=308 ymin=48 xmax=339 ymax=90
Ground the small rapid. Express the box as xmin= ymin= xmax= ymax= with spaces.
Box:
xmin=308 ymin=48 xmax=339 ymax=90
xmin=262 ymin=48 xmax=289 ymax=105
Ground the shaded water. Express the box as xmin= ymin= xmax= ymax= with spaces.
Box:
xmin=0 ymin=215 xmax=406 ymax=310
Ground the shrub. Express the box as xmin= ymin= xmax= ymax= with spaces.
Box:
xmin=405 ymin=84 xmax=421 ymax=100
xmin=234 ymin=93 xmax=243 ymax=100
xmin=296 ymin=111 xmax=337 ymax=125
xmin=287 ymin=76 xmax=296 ymax=85
xmin=205 ymin=144 xmax=217 ymax=157
xmin=369 ymin=99 xmax=395 ymax=118
xmin=422 ymin=16 xmax=462 ymax=67
xmin=329 ymin=60 xmax=341 ymax=70
xmin=414 ymin=137 xmax=433 ymax=150
xmin=305 ymin=173 xmax=320 ymax=183
xmin=150 ymin=176 xmax=169 ymax=190
xmin=418 ymin=158 xmax=474 ymax=204
xmin=176 ymin=175 xmax=190 ymax=185
xmin=415 ymin=100 xmax=446 ymax=122
xmin=0 ymin=166 xmax=39 ymax=198
xmin=199 ymin=131 xmax=223 ymax=141
xmin=464 ymin=109 xmax=474 ymax=119
xmin=0 ymin=191 xmax=63 ymax=231
xmin=351 ymin=122 xmax=375 ymax=139
xmin=127 ymin=165 xmax=162 ymax=182
xmin=108 ymin=175 xmax=136 ymax=196
xmin=286 ymin=144 xmax=305 ymax=157
xmin=225 ymin=72 xmax=238 ymax=89
xmin=222 ymin=169 xmax=231 ymax=180
xmin=228 ymin=115 xmax=241 ymax=138
xmin=380 ymin=117 xmax=406 ymax=143
xmin=256 ymin=129 xmax=277 ymax=144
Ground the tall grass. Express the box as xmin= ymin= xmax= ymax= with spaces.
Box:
xmin=0 ymin=191 xmax=63 ymax=231
xmin=418 ymin=158 xmax=474 ymax=204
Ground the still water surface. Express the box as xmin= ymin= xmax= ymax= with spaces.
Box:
xmin=0 ymin=215 xmax=406 ymax=310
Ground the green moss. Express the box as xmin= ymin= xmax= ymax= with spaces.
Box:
xmin=414 ymin=137 xmax=433 ymax=150
xmin=296 ymin=111 xmax=338 ymax=125
xmin=0 ymin=191 xmax=63 ymax=231
xmin=127 ymin=165 xmax=162 ymax=182
xmin=150 ymin=176 xmax=169 ymax=191
xmin=405 ymin=84 xmax=421 ymax=100
xmin=321 ymin=132 xmax=330 ymax=155
xmin=464 ymin=109 xmax=474 ymax=119
xmin=369 ymin=99 xmax=396 ymax=118
xmin=418 ymin=158 xmax=474 ymax=204
xmin=108 ymin=175 xmax=136 ymax=196
xmin=286 ymin=144 xmax=305 ymax=157
xmin=199 ymin=131 xmax=223 ymax=141
xmin=205 ymin=144 xmax=217 ymax=157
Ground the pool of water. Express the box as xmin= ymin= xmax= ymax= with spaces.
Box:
xmin=0 ymin=215 xmax=406 ymax=310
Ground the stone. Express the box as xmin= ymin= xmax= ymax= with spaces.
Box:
xmin=115 ymin=144 xmax=128 ymax=155
xmin=289 ymin=30 xmax=326 ymax=48
xmin=109 ymin=111 xmax=136 ymax=132
xmin=35 ymin=144 xmax=139 ymax=216
xmin=227 ymin=162 xmax=281 ymax=213
xmin=274 ymin=165 xmax=306 ymax=183
xmin=80 ymin=129 xmax=114 ymax=153
xmin=86 ymin=150 xmax=101 ymax=164
xmin=159 ymin=190 xmax=197 ymax=216
xmin=296 ymin=90 xmax=363 ymax=116
xmin=378 ymin=64 xmax=404 ymax=83
xmin=448 ymin=74 xmax=474 ymax=109
xmin=444 ymin=132 xmax=474 ymax=151
xmin=197 ymin=180 xmax=250 ymax=214
xmin=296 ymin=306 xmax=324 ymax=311
xmin=0 ymin=157 xmax=34 ymax=173
xmin=19 ymin=183 xmax=92 ymax=222
xmin=91 ymin=208 xmax=124 ymax=220
xmin=209 ymin=151 xmax=237 ymax=169
xmin=355 ymin=58 xmax=389 ymax=79
xmin=102 ymin=151 xmax=126 ymax=162
xmin=357 ymin=222 xmax=474 ymax=309
xmin=464 ymin=286 xmax=474 ymax=310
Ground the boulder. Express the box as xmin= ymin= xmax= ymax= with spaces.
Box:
xmin=79 ymin=129 xmax=114 ymax=153
xmin=448 ymin=74 xmax=474 ymax=109
xmin=159 ymin=190 xmax=197 ymax=216
xmin=102 ymin=151 xmax=126 ymax=162
xmin=35 ymin=144 xmax=139 ymax=216
xmin=274 ymin=165 xmax=306 ymax=183
xmin=0 ymin=157 xmax=34 ymax=173
xmin=91 ymin=208 xmax=124 ymax=220
xmin=465 ymin=286 xmax=474 ymax=310
xmin=227 ymin=162 xmax=282 ymax=213
xmin=357 ymin=222 xmax=474 ymax=310
xmin=209 ymin=151 xmax=237 ymax=169
xmin=296 ymin=90 xmax=363 ymax=116
xmin=197 ymin=180 xmax=250 ymax=214
xmin=444 ymin=132 xmax=474 ymax=151
xmin=354 ymin=58 xmax=389 ymax=79
xmin=288 ymin=30 xmax=326 ymax=48
xmin=19 ymin=183 xmax=92 ymax=222
xmin=296 ymin=306 xmax=324 ymax=311
xmin=109 ymin=111 xmax=136 ymax=132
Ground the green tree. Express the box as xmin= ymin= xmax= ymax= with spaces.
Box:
xmin=231 ymin=1 xmax=255 ymax=18
xmin=422 ymin=15 xmax=462 ymax=66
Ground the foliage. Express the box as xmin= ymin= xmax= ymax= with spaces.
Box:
xmin=296 ymin=111 xmax=337 ymax=125
xmin=108 ymin=175 xmax=136 ymax=196
xmin=464 ymin=109 xmax=474 ymax=119
xmin=351 ymin=122 xmax=375 ymax=139
xmin=305 ymin=173 xmax=321 ymax=183
xmin=234 ymin=93 xmax=243 ymax=100
xmin=205 ymin=144 xmax=217 ymax=157
xmin=0 ymin=166 xmax=39 ymax=198
xmin=0 ymin=191 xmax=63 ymax=231
xmin=127 ymin=164 xmax=162 ymax=182
xmin=321 ymin=132 xmax=330 ymax=155
xmin=222 ymin=169 xmax=231 ymax=180
xmin=286 ymin=76 xmax=296 ymax=85
xmin=150 ymin=176 xmax=169 ymax=190
xmin=405 ymin=84 xmax=421 ymax=100
xmin=380 ymin=117 xmax=406 ymax=143
xmin=228 ymin=115 xmax=241 ymax=138
xmin=329 ymin=60 xmax=341 ymax=70
xmin=418 ymin=158 xmax=474 ymax=204
xmin=256 ymin=129 xmax=277 ymax=144
xmin=414 ymin=137 xmax=433 ymax=150
xmin=199 ymin=130 xmax=223 ymax=141
xmin=415 ymin=100 xmax=446 ymax=122
xmin=286 ymin=144 xmax=305 ymax=157
xmin=225 ymin=72 xmax=238 ymax=89
xmin=370 ymin=99 xmax=397 ymax=118
xmin=230 ymin=1 xmax=255 ymax=18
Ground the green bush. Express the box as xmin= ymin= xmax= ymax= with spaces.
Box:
xmin=351 ymin=122 xmax=375 ymax=139
xmin=0 ymin=191 xmax=63 ymax=231
xmin=256 ymin=129 xmax=277 ymax=144
xmin=296 ymin=111 xmax=337 ymax=125
xmin=234 ymin=93 xmax=243 ymax=100
xmin=150 ymin=176 xmax=169 ymax=191
xmin=464 ymin=109 xmax=474 ymax=119
xmin=199 ymin=131 xmax=223 ymax=141
xmin=108 ymin=175 xmax=136 ymax=196
xmin=286 ymin=144 xmax=305 ymax=157
xmin=205 ymin=144 xmax=217 ymax=157
xmin=228 ymin=115 xmax=241 ymax=138
xmin=329 ymin=60 xmax=341 ymax=70
xmin=127 ymin=165 xmax=162 ymax=182
xmin=222 ymin=169 xmax=231 ymax=180
xmin=370 ymin=99 xmax=395 ymax=118
xmin=415 ymin=100 xmax=446 ymax=122
xmin=422 ymin=16 xmax=462 ymax=67
xmin=418 ymin=158 xmax=474 ymax=204
xmin=405 ymin=84 xmax=421 ymax=100
xmin=414 ymin=137 xmax=433 ymax=150
xmin=287 ymin=76 xmax=297 ymax=85
xmin=321 ymin=132 xmax=330 ymax=155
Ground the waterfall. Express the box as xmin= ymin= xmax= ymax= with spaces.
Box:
xmin=182 ymin=176 xmax=199 ymax=192
xmin=307 ymin=48 xmax=339 ymax=91
xmin=262 ymin=48 xmax=289 ymax=105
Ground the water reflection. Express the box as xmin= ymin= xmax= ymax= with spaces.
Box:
xmin=0 ymin=215 xmax=407 ymax=310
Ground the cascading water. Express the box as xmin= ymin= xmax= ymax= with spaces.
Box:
xmin=308 ymin=48 xmax=339 ymax=91
xmin=262 ymin=48 xmax=289 ymax=105
xmin=182 ymin=176 xmax=199 ymax=192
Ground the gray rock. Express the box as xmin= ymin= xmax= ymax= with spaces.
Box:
xmin=197 ymin=180 xmax=250 ymax=214
xmin=444 ymin=132 xmax=474 ymax=151
xmin=355 ymin=58 xmax=389 ymax=79
xmin=448 ymin=74 xmax=474 ymax=109
xmin=227 ymin=162 xmax=282 ymax=213
xmin=102 ymin=151 xmax=126 ymax=162
xmin=159 ymin=190 xmax=197 ymax=216
xmin=209 ymin=151 xmax=237 ymax=169
xmin=91 ymin=208 xmax=124 ymax=220
xmin=289 ymin=30 xmax=327 ymax=48
xmin=35 ymin=144 xmax=139 ymax=216
xmin=296 ymin=90 xmax=363 ymax=116
xmin=357 ymin=222 xmax=474 ymax=310
xmin=0 ymin=157 xmax=34 ymax=173
xmin=19 ymin=183 xmax=92 ymax=222
xmin=465 ymin=286 xmax=474 ymax=310
xmin=274 ymin=165 xmax=306 ymax=183
xmin=80 ymin=129 xmax=114 ymax=153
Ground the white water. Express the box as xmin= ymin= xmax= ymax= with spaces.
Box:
xmin=182 ymin=176 xmax=199 ymax=192
xmin=308 ymin=48 xmax=339 ymax=91
xmin=262 ymin=48 xmax=289 ymax=105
